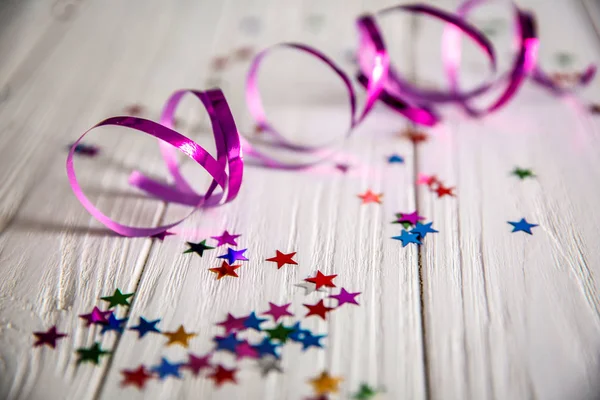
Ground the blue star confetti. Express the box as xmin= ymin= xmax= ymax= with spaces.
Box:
xmin=217 ymin=248 xmax=249 ymax=264
xmin=129 ymin=317 xmax=161 ymax=338
xmin=392 ymin=230 xmax=422 ymax=247
xmin=508 ymin=218 xmax=538 ymax=235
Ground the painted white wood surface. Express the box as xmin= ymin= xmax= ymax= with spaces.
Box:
xmin=1 ymin=0 xmax=600 ymax=399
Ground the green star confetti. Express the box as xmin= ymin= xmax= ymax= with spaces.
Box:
xmin=100 ymin=289 xmax=134 ymax=308
xmin=76 ymin=342 xmax=110 ymax=365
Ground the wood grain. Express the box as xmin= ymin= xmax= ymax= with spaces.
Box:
xmin=1 ymin=0 xmax=600 ymax=399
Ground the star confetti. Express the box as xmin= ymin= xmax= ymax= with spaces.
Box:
xmin=266 ymin=250 xmax=298 ymax=269
xmin=411 ymin=222 xmax=438 ymax=239
xmin=353 ymin=383 xmax=379 ymax=399
xmin=183 ymin=240 xmax=215 ymax=257
xmin=400 ymin=127 xmax=429 ymax=143
xmin=69 ymin=142 xmax=99 ymax=157
xmin=329 ymin=288 xmax=361 ymax=307
xmin=129 ymin=317 xmax=161 ymax=338
xmin=394 ymin=210 xmax=424 ymax=225
xmin=151 ymin=357 xmax=183 ymax=380
xmin=508 ymin=218 xmax=538 ymax=234
xmin=243 ymin=311 xmax=267 ymax=331
xmin=120 ymin=365 xmax=154 ymax=390
xmin=33 ymin=326 xmax=67 ymax=348
xmin=211 ymin=230 xmax=241 ymax=246
xmin=387 ymin=154 xmax=404 ymax=164
xmin=265 ymin=323 xmax=295 ymax=343
xmin=335 ymin=163 xmax=351 ymax=173
xmin=512 ymin=167 xmax=535 ymax=180
xmin=304 ymin=300 xmax=334 ymax=320
xmin=358 ymin=190 xmax=382 ymax=204
xmin=183 ymin=352 xmax=212 ymax=376
xmin=392 ymin=230 xmax=422 ymax=247
xmin=300 ymin=332 xmax=326 ymax=351
xmin=100 ymin=289 xmax=134 ymax=308
xmin=257 ymin=355 xmax=283 ymax=376
xmin=309 ymin=371 xmax=343 ymax=395
xmin=435 ymin=183 xmax=455 ymax=198
xmin=295 ymin=281 xmax=326 ymax=295
xmin=589 ymin=103 xmax=600 ymax=114
xmin=101 ymin=314 xmax=128 ymax=334
xmin=305 ymin=270 xmax=337 ymax=289
xmin=235 ymin=342 xmax=259 ymax=360
xmin=163 ymin=325 xmax=197 ymax=348
xmin=217 ymin=247 xmax=249 ymax=264
xmin=252 ymin=337 xmax=281 ymax=358
xmin=217 ymin=313 xmax=248 ymax=334
xmin=123 ymin=104 xmax=144 ymax=116
xmin=209 ymin=261 xmax=241 ymax=279
xmin=214 ymin=333 xmax=243 ymax=353
xmin=76 ymin=342 xmax=110 ymax=365
xmin=262 ymin=302 xmax=294 ymax=321
xmin=79 ymin=307 xmax=111 ymax=326
xmin=208 ymin=365 xmax=238 ymax=387
xmin=417 ymin=173 xmax=438 ymax=186
xmin=151 ymin=230 xmax=175 ymax=241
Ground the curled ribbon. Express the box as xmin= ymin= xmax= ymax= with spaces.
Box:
xmin=68 ymin=1 xmax=595 ymax=237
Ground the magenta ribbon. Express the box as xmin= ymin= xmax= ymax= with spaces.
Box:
xmin=67 ymin=89 xmax=242 ymax=237
xmin=67 ymin=1 xmax=595 ymax=237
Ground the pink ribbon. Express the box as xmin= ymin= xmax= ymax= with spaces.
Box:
xmin=67 ymin=1 xmax=595 ymax=237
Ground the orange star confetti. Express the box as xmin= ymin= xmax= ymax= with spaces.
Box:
xmin=400 ymin=127 xmax=428 ymax=143
xmin=163 ymin=325 xmax=197 ymax=348
xmin=357 ymin=190 xmax=382 ymax=204
xmin=309 ymin=370 xmax=343 ymax=395
xmin=209 ymin=261 xmax=241 ymax=279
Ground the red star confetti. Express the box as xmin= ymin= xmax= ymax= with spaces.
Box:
xmin=217 ymin=313 xmax=247 ymax=334
xmin=79 ymin=307 xmax=111 ymax=326
xmin=208 ymin=365 xmax=238 ymax=387
xmin=329 ymin=288 xmax=361 ymax=307
xmin=209 ymin=261 xmax=241 ymax=280
xmin=266 ymin=250 xmax=298 ymax=269
xmin=120 ymin=365 xmax=153 ymax=390
xmin=305 ymin=270 xmax=337 ymax=289
xmin=210 ymin=230 xmax=241 ymax=246
xmin=358 ymin=190 xmax=382 ymax=204
xmin=435 ymin=184 xmax=455 ymax=198
xmin=262 ymin=302 xmax=294 ymax=322
xmin=304 ymin=300 xmax=334 ymax=320
xmin=33 ymin=326 xmax=67 ymax=348
xmin=183 ymin=352 xmax=212 ymax=376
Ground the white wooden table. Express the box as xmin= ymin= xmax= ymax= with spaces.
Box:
xmin=2 ymin=0 xmax=600 ymax=399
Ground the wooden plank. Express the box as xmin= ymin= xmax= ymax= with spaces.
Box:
xmin=0 ymin=0 xmax=227 ymax=399
xmin=100 ymin=0 xmax=428 ymax=399
xmin=413 ymin=1 xmax=600 ymax=399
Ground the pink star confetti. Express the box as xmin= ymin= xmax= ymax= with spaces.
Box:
xmin=262 ymin=302 xmax=294 ymax=322
xmin=183 ymin=352 xmax=212 ymax=376
xmin=217 ymin=313 xmax=247 ymax=334
xmin=235 ymin=342 xmax=259 ymax=360
xmin=151 ymin=231 xmax=175 ymax=241
xmin=79 ymin=307 xmax=111 ymax=326
xmin=211 ymin=230 xmax=241 ymax=247
xmin=329 ymin=288 xmax=361 ymax=307
xmin=395 ymin=211 xmax=425 ymax=225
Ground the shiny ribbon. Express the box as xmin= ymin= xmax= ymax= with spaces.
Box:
xmin=68 ymin=1 xmax=595 ymax=237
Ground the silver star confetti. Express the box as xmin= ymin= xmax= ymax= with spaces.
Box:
xmin=294 ymin=281 xmax=326 ymax=295
xmin=257 ymin=356 xmax=283 ymax=376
